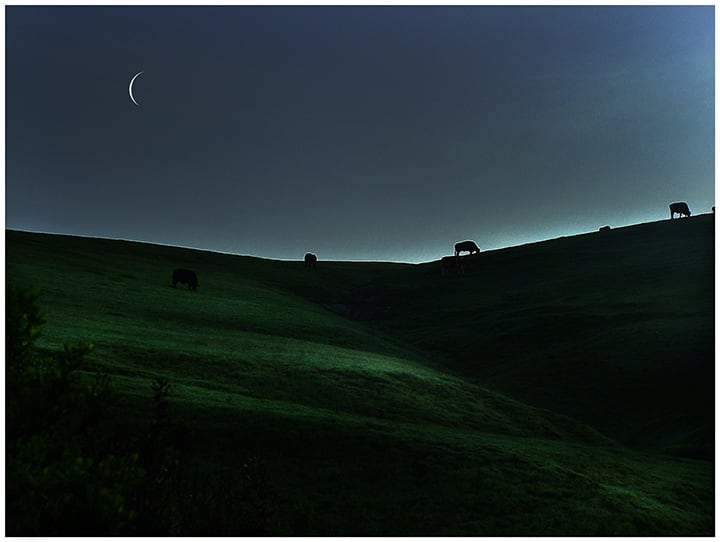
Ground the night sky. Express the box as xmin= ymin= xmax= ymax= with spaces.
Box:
xmin=6 ymin=5 xmax=715 ymax=262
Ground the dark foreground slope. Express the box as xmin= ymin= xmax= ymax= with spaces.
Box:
xmin=350 ymin=215 xmax=715 ymax=458
xmin=5 ymin=225 xmax=714 ymax=535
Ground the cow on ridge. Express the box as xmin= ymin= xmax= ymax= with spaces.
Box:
xmin=172 ymin=268 xmax=198 ymax=291
xmin=669 ymin=202 xmax=691 ymax=219
xmin=455 ymin=240 xmax=480 ymax=257
xmin=304 ymin=253 xmax=318 ymax=269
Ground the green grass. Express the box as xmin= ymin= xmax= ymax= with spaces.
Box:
xmin=5 ymin=218 xmax=714 ymax=535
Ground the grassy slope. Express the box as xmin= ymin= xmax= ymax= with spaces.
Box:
xmin=349 ymin=215 xmax=715 ymax=457
xmin=5 ymin=226 xmax=714 ymax=535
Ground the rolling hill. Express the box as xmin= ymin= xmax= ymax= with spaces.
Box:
xmin=5 ymin=216 xmax=714 ymax=536
xmin=345 ymin=215 xmax=715 ymax=458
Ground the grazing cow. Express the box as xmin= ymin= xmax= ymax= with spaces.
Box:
xmin=669 ymin=202 xmax=691 ymax=219
xmin=304 ymin=253 xmax=317 ymax=269
xmin=172 ymin=268 xmax=198 ymax=291
xmin=441 ymin=255 xmax=464 ymax=276
xmin=454 ymin=240 xmax=480 ymax=256
xmin=599 ymin=225 xmax=611 ymax=232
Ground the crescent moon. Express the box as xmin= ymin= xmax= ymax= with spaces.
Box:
xmin=129 ymin=71 xmax=143 ymax=106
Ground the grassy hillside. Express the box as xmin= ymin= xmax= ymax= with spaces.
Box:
xmin=344 ymin=215 xmax=715 ymax=457
xmin=5 ymin=223 xmax=714 ymax=536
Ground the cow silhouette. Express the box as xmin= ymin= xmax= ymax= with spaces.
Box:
xmin=441 ymin=255 xmax=464 ymax=276
xmin=455 ymin=240 xmax=480 ymax=256
xmin=599 ymin=225 xmax=611 ymax=232
xmin=172 ymin=268 xmax=198 ymax=291
xmin=669 ymin=202 xmax=691 ymax=219
xmin=304 ymin=253 xmax=317 ymax=269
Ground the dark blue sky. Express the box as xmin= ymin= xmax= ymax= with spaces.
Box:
xmin=6 ymin=5 xmax=714 ymax=262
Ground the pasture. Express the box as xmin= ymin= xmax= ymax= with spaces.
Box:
xmin=5 ymin=215 xmax=714 ymax=535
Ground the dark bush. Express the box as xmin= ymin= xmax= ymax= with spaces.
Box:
xmin=6 ymin=287 xmax=145 ymax=535
xmin=6 ymin=286 xmax=276 ymax=535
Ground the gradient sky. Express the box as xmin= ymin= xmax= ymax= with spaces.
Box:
xmin=5 ymin=5 xmax=715 ymax=262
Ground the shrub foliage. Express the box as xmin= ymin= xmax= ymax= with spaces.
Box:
xmin=5 ymin=286 xmax=273 ymax=536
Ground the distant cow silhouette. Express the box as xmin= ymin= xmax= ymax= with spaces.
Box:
xmin=304 ymin=253 xmax=317 ymax=269
xmin=669 ymin=202 xmax=691 ymax=219
xmin=599 ymin=225 xmax=611 ymax=232
xmin=172 ymin=268 xmax=198 ymax=291
xmin=441 ymin=255 xmax=464 ymax=276
xmin=454 ymin=240 xmax=480 ymax=256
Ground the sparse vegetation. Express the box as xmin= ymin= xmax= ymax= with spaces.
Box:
xmin=5 ymin=216 xmax=714 ymax=535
